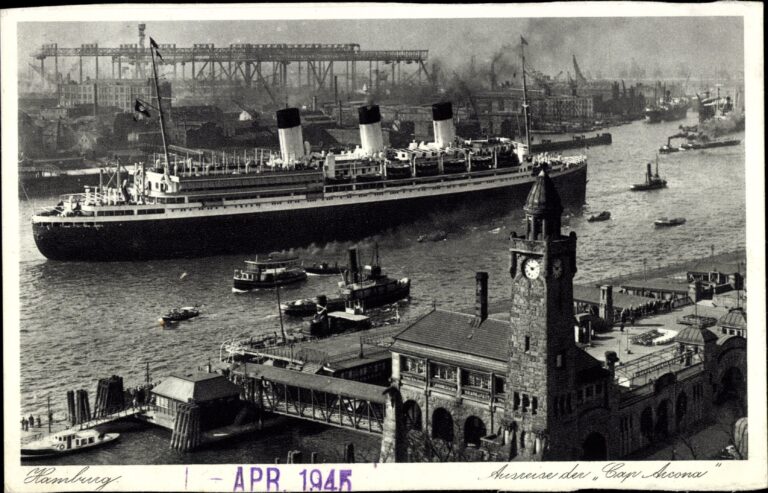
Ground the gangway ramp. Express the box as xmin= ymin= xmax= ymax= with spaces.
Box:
xmin=235 ymin=363 xmax=388 ymax=435
xmin=73 ymin=405 xmax=153 ymax=431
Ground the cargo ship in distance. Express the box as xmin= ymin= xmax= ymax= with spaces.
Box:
xmin=31 ymin=101 xmax=588 ymax=261
xmin=645 ymin=91 xmax=690 ymax=123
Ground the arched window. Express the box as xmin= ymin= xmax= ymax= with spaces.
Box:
xmin=431 ymin=408 xmax=454 ymax=442
xmin=403 ymin=400 xmax=422 ymax=432
xmin=582 ymin=432 xmax=607 ymax=460
xmin=464 ymin=416 xmax=487 ymax=447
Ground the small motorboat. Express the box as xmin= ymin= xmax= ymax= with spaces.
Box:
xmin=21 ymin=429 xmax=119 ymax=459
xmin=160 ymin=306 xmax=200 ymax=325
xmin=304 ymin=261 xmax=343 ymax=276
xmin=417 ymin=230 xmax=448 ymax=242
xmin=587 ymin=211 xmax=611 ymax=222
xmin=654 ymin=217 xmax=686 ymax=227
xmin=281 ymin=296 xmax=345 ymax=317
xmin=658 ymin=144 xmax=680 ymax=154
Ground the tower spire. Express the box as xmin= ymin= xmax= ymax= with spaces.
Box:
xmin=523 ymin=169 xmax=563 ymax=241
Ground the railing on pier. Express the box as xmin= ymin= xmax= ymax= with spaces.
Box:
xmin=615 ymin=346 xmax=703 ymax=388
xmin=234 ymin=364 xmax=387 ymax=435
xmin=73 ymin=404 xmax=155 ymax=431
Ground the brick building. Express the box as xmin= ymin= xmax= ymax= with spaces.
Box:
xmin=390 ymin=170 xmax=747 ymax=461
xmin=58 ymin=79 xmax=172 ymax=114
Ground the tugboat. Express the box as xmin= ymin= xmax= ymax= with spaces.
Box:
xmin=631 ymin=157 xmax=667 ymax=191
xmin=21 ymin=429 xmax=120 ymax=459
xmin=160 ymin=306 xmax=200 ymax=325
xmin=587 ymin=211 xmax=611 ymax=222
xmin=303 ymin=261 xmax=343 ymax=276
xmin=281 ymin=245 xmax=410 ymax=316
xmin=654 ymin=217 xmax=686 ymax=227
xmin=340 ymin=244 xmax=410 ymax=313
xmin=233 ymin=253 xmax=307 ymax=291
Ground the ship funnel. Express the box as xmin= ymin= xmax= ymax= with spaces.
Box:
xmin=347 ymin=246 xmax=359 ymax=284
xmin=432 ymin=102 xmax=456 ymax=149
xmin=276 ymin=108 xmax=305 ymax=165
xmin=358 ymin=105 xmax=384 ymax=155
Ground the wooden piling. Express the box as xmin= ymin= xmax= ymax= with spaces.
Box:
xmin=81 ymin=389 xmax=92 ymax=423
xmin=310 ymin=452 xmax=319 ymax=464
xmin=66 ymin=390 xmax=76 ymax=426
xmin=74 ymin=389 xmax=87 ymax=424
xmin=170 ymin=402 xmax=201 ymax=452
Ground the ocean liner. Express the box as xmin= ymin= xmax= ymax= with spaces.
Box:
xmin=31 ymin=42 xmax=587 ymax=261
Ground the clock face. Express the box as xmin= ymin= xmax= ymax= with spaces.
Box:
xmin=524 ymin=259 xmax=541 ymax=279
xmin=552 ymin=258 xmax=563 ymax=279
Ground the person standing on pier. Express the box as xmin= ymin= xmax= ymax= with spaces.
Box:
xmin=21 ymin=417 xmax=27 ymax=431
xmin=36 ymin=416 xmax=41 ymax=428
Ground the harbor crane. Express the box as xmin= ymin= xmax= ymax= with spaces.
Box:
xmin=525 ymin=66 xmax=553 ymax=97
xmin=572 ymin=55 xmax=588 ymax=83
xmin=231 ymin=99 xmax=259 ymax=121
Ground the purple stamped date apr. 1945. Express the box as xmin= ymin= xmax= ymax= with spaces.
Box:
xmin=232 ymin=466 xmax=352 ymax=492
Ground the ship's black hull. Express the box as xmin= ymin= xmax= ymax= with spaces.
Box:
xmin=531 ymin=134 xmax=612 ymax=153
xmin=33 ymin=166 xmax=587 ymax=261
xmin=645 ymin=106 xmax=688 ymax=123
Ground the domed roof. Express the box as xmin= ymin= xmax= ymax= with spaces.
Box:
xmin=718 ymin=307 xmax=747 ymax=329
xmin=524 ymin=169 xmax=563 ymax=216
xmin=676 ymin=325 xmax=719 ymax=345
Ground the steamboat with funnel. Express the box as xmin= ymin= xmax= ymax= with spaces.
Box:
xmin=31 ymin=103 xmax=588 ymax=261
xmin=31 ymin=36 xmax=587 ymax=261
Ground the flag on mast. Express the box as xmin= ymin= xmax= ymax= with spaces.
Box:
xmin=134 ymin=99 xmax=152 ymax=120
xmin=520 ymin=36 xmax=528 ymax=46
xmin=149 ymin=37 xmax=164 ymax=61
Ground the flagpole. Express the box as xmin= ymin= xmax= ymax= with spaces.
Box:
xmin=520 ymin=37 xmax=532 ymax=155
xmin=149 ymin=39 xmax=172 ymax=178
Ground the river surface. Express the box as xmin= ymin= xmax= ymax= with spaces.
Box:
xmin=15 ymin=114 xmax=746 ymax=464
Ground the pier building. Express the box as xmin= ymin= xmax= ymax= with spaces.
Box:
xmin=150 ymin=373 xmax=243 ymax=430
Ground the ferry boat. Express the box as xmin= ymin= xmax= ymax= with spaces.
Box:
xmin=233 ymin=253 xmax=307 ymax=291
xmin=21 ymin=429 xmax=119 ymax=459
xmin=31 ymin=39 xmax=588 ymax=262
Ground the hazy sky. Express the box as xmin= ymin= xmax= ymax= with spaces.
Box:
xmin=18 ymin=16 xmax=744 ymax=80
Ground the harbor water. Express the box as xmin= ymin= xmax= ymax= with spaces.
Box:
xmin=16 ymin=115 xmax=746 ymax=463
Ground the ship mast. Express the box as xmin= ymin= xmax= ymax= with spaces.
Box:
xmin=149 ymin=38 xmax=171 ymax=178
xmin=520 ymin=37 xmax=532 ymax=153
xmin=275 ymin=284 xmax=287 ymax=344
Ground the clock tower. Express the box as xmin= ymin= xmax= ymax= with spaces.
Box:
xmin=506 ymin=169 xmax=579 ymax=460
